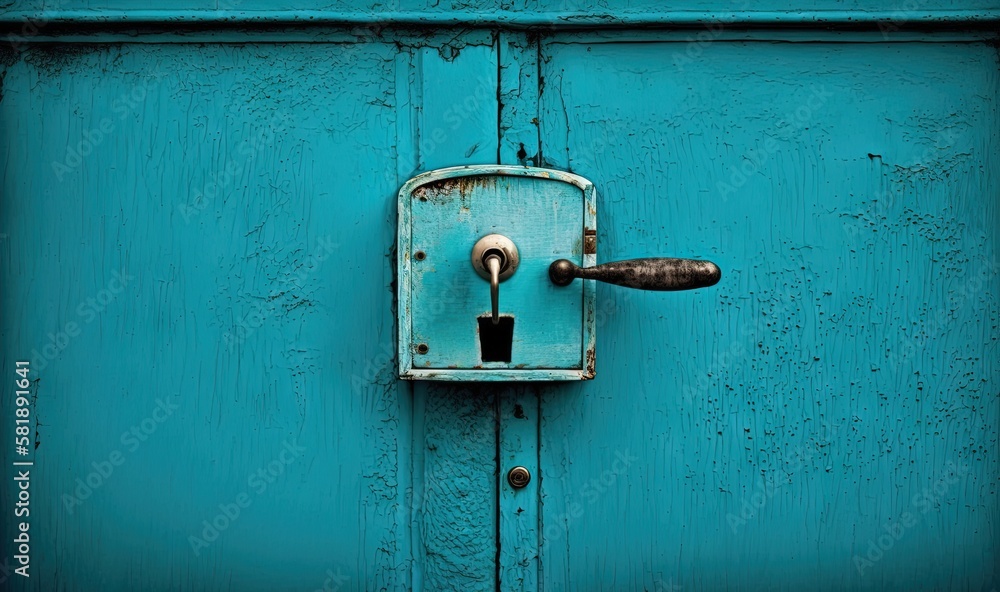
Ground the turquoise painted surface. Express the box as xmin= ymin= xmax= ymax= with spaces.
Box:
xmin=537 ymin=34 xmax=999 ymax=590
xmin=0 ymin=33 xmax=503 ymax=591
xmin=397 ymin=41 xmax=502 ymax=591
xmin=3 ymin=2 xmax=1000 ymax=27
xmin=0 ymin=13 xmax=997 ymax=592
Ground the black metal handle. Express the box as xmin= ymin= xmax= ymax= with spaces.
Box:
xmin=549 ymin=258 xmax=721 ymax=291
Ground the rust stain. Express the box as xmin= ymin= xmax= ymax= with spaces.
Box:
xmin=457 ymin=175 xmax=498 ymax=193
xmin=412 ymin=175 xmax=497 ymax=205
xmin=584 ymin=228 xmax=597 ymax=255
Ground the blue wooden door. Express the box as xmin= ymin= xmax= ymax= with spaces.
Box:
xmin=1 ymin=3 xmax=998 ymax=592
xmin=524 ymin=28 xmax=1000 ymax=592
xmin=0 ymin=24 xmax=506 ymax=591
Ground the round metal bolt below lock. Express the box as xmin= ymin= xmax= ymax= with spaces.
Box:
xmin=507 ymin=466 xmax=531 ymax=489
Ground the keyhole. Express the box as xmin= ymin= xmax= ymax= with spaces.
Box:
xmin=470 ymin=234 xmax=520 ymax=282
xmin=481 ymin=248 xmax=508 ymax=272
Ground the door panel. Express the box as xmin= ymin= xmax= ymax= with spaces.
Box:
xmin=403 ymin=40 xmax=502 ymax=591
xmin=537 ymin=35 xmax=999 ymax=590
xmin=0 ymin=33 xmax=502 ymax=591
xmin=0 ymin=40 xmax=406 ymax=591
xmin=3 ymin=9 xmax=999 ymax=592
xmin=6 ymin=2 xmax=999 ymax=22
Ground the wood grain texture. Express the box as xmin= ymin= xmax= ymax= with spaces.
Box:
xmin=398 ymin=39 xmax=502 ymax=590
xmin=0 ymin=31 xmax=491 ymax=592
xmin=499 ymin=388 xmax=540 ymax=592
xmin=537 ymin=33 xmax=999 ymax=591
xmin=499 ymin=32 xmax=539 ymax=167
xmin=2 ymin=13 xmax=999 ymax=592
xmin=496 ymin=35 xmax=542 ymax=591
xmin=411 ymin=385 xmax=497 ymax=591
xmin=3 ymin=2 xmax=1000 ymax=28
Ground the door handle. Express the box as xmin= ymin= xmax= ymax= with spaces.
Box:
xmin=472 ymin=234 xmax=520 ymax=324
xmin=548 ymin=258 xmax=721 ymax=291
xmin=484 ymin=253 xmax=503 ymax=324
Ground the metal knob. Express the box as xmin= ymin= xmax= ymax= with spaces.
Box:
xmin=507 ymin=466 xmax=531 ymax=489
xmin=472 ymin=234 xmax=520 ymax=324
xmin=549 ymin=257 xmax=721 ymax=291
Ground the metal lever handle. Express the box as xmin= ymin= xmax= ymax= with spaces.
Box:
xmin=549 ymin=258 xmax=721 ymax=291
xmin=485 ymin=254 xmax=503 ymax=325
xmin=472 ymin=234 xmax=520 ymax=325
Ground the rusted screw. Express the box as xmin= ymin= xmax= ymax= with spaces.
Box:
xmin=507 ymin=466 xmax=531 ymax=489
xmin=414 ymin=250 xmax=426 ymax=261
xmin=416 ymin=343 xmax=429 ymax=355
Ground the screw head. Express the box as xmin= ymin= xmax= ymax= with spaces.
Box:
xmin=507 ymin=466 xmax=531 ymax=489
xmin=415 ymin=343 xmax=429 ymax=355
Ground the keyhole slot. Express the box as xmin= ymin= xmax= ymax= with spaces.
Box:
xmin=481 ymin=248 xmax=509 ymax=272
xmin=478 ymin=315 xmax=514 ymax=363
xmin=470 ymin=234 xmax=519 ymax=282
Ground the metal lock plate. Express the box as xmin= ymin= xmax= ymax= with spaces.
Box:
xmin=397 ymin=165 xmax=596 ymax=381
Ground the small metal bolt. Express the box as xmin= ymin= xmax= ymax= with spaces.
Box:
xmin=507 ymin=466 xmax=531 ymax=489
xmin=415 ymin=343 xmax=429 ymax=355
xmin=414 ymin=250 xmax=426 ymax=261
